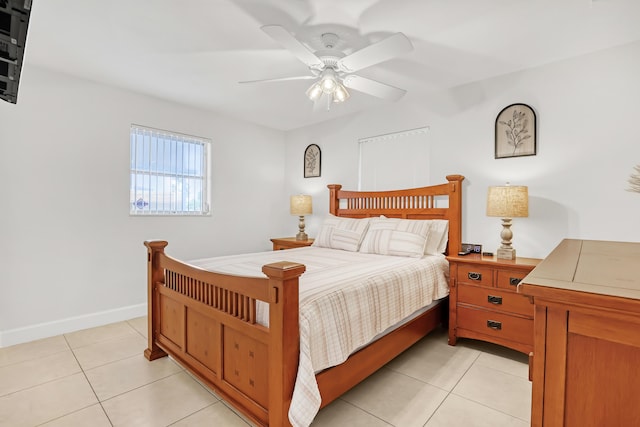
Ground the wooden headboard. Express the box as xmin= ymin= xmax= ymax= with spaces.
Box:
xmin=327 ymin=175 xmax=464 ymax=255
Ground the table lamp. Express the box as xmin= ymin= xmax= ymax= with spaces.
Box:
xmin=486 ymin=184 xmax=528 ymax=260
xmin=290 ymin=195 xmax=312 ymax=241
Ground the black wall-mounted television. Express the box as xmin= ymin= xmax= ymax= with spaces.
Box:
xmin=1 ymin=0 xmax=32 ymax=104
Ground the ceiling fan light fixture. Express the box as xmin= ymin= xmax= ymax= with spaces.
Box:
xmin=306 ymin=82 xmax=323 ymax=101
xmin=333 ymin=83 xmax=350 ymax=103
xmin=319 ymin=69 xmax=338 ymax=93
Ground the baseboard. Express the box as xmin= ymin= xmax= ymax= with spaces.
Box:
xmin=0 ymin=303 xmax=147 ymax=348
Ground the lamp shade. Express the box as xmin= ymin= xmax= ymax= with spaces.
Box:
xmin=486 ymin=185 xmax=528 ymax=218
xmin=290 ymin=195 xmax=312 ymax=216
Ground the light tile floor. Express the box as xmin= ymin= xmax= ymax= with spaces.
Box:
xmin=0 ymin=317 xmax=531 ymax=426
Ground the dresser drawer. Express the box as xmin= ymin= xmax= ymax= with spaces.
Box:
xmin=457 ymin=306 xmax=533 ymax=345
xmin=496 ymin=269 xmax=529 ymax=290
xmin=458 ymin=284 xmax=533 ymax=317
xmin=456 ymin=264 xmax=493 ymax=287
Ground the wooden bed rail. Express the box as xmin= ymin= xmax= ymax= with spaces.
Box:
xmin=144 ymin=240 xmax=305 ymax=426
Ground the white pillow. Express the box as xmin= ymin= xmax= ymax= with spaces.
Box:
xmin=359 ymin=217 xmax=431 ymax=258
xmin=312 ymin=215 xmax=371 ymax=252
xmin=424 ymin=220 xmax=449 ymax=255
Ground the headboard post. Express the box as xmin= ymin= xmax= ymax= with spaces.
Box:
xmin=327 ymin=184 xmax=342 ymax=216
xmin=446 ymin=175 xmax=464 ymax=255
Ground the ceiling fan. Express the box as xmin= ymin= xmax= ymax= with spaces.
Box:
xmin=240 ymin=25 xmax=414 ymax=108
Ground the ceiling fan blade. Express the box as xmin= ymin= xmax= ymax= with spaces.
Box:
xmin=239 ymin=75 xmax=316 ymax=84
xmin=337 ymin=33 xmax=413 ymax=73
xmin=261 ymin=25 xmax=324 ymax=69
xmin=343 ymin=75 xmax=407 ymax=101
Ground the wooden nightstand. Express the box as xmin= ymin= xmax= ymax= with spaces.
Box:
xmin=270 ymin=237 xmax=315 ymax=250
xmin=447 ymin=253 xmax=540 ymax=354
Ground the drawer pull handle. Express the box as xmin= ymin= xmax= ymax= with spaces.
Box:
xmin=487 ymin=320 xmax=502 ymax=330
xmin=509 ymin=277 xmax=521 ymax=286
xmin=468 ymin=272 xmax=482 ymax=281
xmin=487 ymin=295 xmax=503 ymax=305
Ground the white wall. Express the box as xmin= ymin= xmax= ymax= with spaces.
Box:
xmin=285 ymin=41 xmax=640 ymax=260
xmin=0 ymin=66 xmax=289 ymax=346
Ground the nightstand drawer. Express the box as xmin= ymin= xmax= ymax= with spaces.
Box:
xmin=457 ymin=306 xmax=533 ymax=345
xmin=456 ymin=264 xmax=493 ymax=287
xmin=458 ymin=284 xmax=533 ymax=317
xmin=496 ymin=270 xmax=529 ymax=290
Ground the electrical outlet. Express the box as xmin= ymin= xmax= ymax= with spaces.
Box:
xmin=462 ymin=243 xmax=483 ymax=253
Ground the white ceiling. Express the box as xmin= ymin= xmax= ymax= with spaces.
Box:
xmin=23 ymin=0 xmax=640 ymax=131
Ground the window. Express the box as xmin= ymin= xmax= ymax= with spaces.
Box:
xmin=130 ymin=125 xmax=211 ymax=215
xmin=358 ymin=127 xmax=430 ymax=191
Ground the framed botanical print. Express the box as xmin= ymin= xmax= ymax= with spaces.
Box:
xmin=495 ymin=103 xmax=537 ymax=159
xmin=304 ymin=144 xmax=321 ymax=178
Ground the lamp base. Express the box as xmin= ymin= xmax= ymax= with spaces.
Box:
xmin=295 ymin=215 xmax=308 ymax=241
xmin=496 ymin=247 xmax=516 ymax=260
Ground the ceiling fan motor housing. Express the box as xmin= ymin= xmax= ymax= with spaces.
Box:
xmin=321 ymin=32 xmax=339 ymax=49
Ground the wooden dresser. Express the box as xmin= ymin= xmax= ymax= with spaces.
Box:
xmin=270 ymin=237 xmax=314 ymax=250
xmin=447 ymin=254 xmax=540 ymax=354
xmin=519 ymin=239 xmax=640 ymax=427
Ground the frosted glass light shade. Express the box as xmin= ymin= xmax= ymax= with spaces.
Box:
xmin=290 ymin=195 xmax=312 ymax=216
xmin=320 ymin=69 xmax=337 ymax=93
xmin=333 ymin=84 xmax=350 ymax=103
xmin=306 ymin=82 xmax=322 ymax=101
xmin=486 ymin=185 xmax=529 ymax=218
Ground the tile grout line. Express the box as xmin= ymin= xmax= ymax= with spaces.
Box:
xmin=29 ymin=334 xmax=115 ymax=426
xmin=447 ymin=358 xmax=532 ymax=423
xmin=335 ymin=397 xmax=394 ymax=426
xmin=63 ymin=321 xmax=173 ymax=425
xmin=446 ymin=389 xmax=531 ymax=424
xmin=334 ymin=364 xmax=452 ymax=427
xmin=164 ymin=402 xmax=218 ymax=426
xmin=64 ymin=333 xmax=116 ymax=427
xmin=0 ymin=349 xmax=76 ymax=399
xmin=0 ymin=348 xmax=70 ymax=371
xmin=420 ymin=349 xmax=483 ymax=426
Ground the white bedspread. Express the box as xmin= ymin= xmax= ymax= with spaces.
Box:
xmin=189 ymin=246 xmax=449 ymax=427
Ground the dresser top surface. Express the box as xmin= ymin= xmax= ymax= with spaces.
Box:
xmin=521 ymin=239 xmax=640 ymax=300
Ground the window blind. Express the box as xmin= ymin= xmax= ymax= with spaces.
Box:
xmin=358 ymin=127 xmax=430 ymax=191
xmin=129 ymin=125 xmax=210 ymax=215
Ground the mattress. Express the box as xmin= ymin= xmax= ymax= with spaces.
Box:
xmin=189 ymin=246 xmax=449 ymax=426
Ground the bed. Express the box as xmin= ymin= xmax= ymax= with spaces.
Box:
xmin=144 ymin=175 xmax=464 ymax=426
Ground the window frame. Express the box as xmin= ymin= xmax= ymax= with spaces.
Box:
xmin=129 ymin=124 xmax=211 ymax=216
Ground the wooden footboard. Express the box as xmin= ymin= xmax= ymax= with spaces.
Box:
xmin=144 ymin=240 xmax=305 ymax=426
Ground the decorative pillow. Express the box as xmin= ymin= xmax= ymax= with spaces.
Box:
xmin=359 ymin=217 xmax=431 ymax=258
xmin=424 ymin=220 xmax=449 ymax=255
xmin=312 ymin=215 xmax=371 ymax=252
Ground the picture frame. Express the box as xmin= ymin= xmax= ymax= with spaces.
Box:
xmin=495 ymin=103 xmax=537 ymax=159
xmin=304 ymin=144 xmax=321 ymax=178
